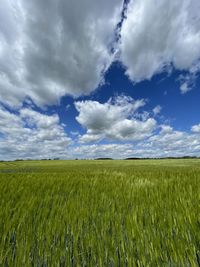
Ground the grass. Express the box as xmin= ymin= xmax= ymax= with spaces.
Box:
xmin=0 ymin=159 xmax=199 ymax=266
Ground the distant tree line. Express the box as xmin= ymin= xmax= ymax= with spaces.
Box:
xmin=0 ymin=156 xmax=199 ymax=162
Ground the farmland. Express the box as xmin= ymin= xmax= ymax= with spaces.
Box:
xmin=0 ymin=159 xmax=199 ymax=266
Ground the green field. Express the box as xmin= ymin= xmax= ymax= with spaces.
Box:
xmin=0 ymin=159 xmax=200 ymax=266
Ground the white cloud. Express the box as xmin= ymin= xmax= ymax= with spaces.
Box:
xmin=73 ymin=144 xmax=133 ymax=159
xmin=1 ymin=0 xmax=200 ymax=108
xmin=180 ymin=83 xmax=191 ymax=94
xmin=0 ymin=0 xmax=123 ymax=107
xmin=132 ymin=124 xmax=200 ymax=158
xmin=160 ymin=125 xmax=173 ymax=134
xmin=153 ymin=105 xmax=162 ymax=115
xmin=179 ymin=62 xmax=200 ymax=94
xmin=191 ymin=124 xmax=200 ymax=133
xmin=120 ymin=0 xmax=200 ymax=90
xmin=68 ymin=124 xmax=200 ymax=159
xmin=1 ymin=103 xmax=200 ymax=160
xmin=74 ymin=122 xmax=200 ymax=158
xmin=75 ymin=96 xmax=156 ymax=143
xmin=0 ymin=105 xmax=71 ymax=160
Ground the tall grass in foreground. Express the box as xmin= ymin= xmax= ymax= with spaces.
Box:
xmin=0 ymin=160 xmax=199 ymax=266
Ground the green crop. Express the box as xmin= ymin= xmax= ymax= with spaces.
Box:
xmin=0 ymin=159 xmax=199 ymax=266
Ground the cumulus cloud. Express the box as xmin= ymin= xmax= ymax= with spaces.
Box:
xmin=1 ymin=102 xmax=200 ymax=159
xmin=74 ymin=122 xmax=200 ymax=159
xmin=191 ymin=123 xmax=200 ymax=133
xmin=137 ymin=125 xmax=200 ymax=157
xmin=120 ymin=0 xmax=200 ymax=91
xmin=1 ymin=0 xmax=200 ymax=108
xmin=67 ymin=124 xmax=200 ymax=159
xmin=0 ymin=105 xmax=71 ymax=160
xmin=75 ymin=96 xmax=156 ymax=143
xmin=0 ymin=0 xmax=123 ymax=107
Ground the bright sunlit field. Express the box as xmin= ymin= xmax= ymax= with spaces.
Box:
xmin=0 ymin=159 xmax=199 ymax=266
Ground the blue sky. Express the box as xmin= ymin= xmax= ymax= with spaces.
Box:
xmin=0 ymin=0 xmax=200 ymax=160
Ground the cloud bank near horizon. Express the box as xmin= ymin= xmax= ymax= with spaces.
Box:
xmin=1 ymin=97 xmax=200 ymax=160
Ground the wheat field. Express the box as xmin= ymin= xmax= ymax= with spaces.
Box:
xmin=0 ymin=159 xmax=199 ymax=266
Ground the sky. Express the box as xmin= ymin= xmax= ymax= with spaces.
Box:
xmin=0 ymin=0 xmax=200 ymax=160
